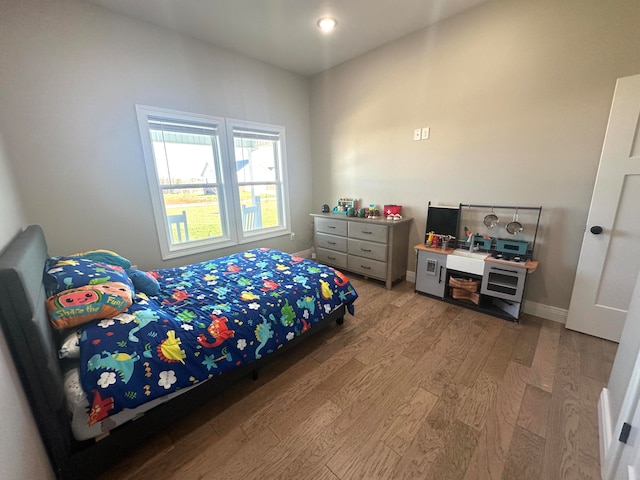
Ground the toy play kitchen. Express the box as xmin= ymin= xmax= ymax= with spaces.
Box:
xmin=415 ymin=203 xmax=542 ymax=321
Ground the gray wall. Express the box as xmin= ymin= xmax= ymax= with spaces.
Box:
xmin=310 ymin=0 xmax=640 ymax=313
xmin=0 ymin=0 xmax=312 ymax=271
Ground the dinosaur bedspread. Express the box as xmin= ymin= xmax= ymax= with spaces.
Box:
xmin=79 ymin=248 xmax=358 ymax=424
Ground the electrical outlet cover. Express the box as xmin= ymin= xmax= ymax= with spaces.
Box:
xmin=413 ymin=128 xmax=422 ymax=141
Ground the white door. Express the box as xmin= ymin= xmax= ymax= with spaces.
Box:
xmin=566 ymin=73 xmax=640 ymax=342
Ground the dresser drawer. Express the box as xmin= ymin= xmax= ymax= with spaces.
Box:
xmin=317 ymin=248 xmax=348 ymax=269
xmin=315 ymin=217 xmax=347 ymax=236
xmin=348 ymin=238 xmax=387 ymax=262
xmin=347 ymin=255 xmax=386 ymax=279
xmin=316 ymin=233 xmax=347 ymax=252
xmin=348 ymin=221 xmax=388 ymax=243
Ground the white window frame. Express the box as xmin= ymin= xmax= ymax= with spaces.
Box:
xmin=136 ymin=105 xmax=290 ymax=259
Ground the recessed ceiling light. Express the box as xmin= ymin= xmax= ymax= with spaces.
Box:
xmin=317 ymin=17 xmax=337 ymax=33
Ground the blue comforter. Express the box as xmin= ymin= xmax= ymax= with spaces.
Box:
xmin=79 ymin=248 xmax=358 ymax=424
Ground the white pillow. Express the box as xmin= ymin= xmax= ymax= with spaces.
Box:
xmin=58 ymin=330 xmax=81 ymax=359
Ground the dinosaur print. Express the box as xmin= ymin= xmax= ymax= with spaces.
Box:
xmin=128 ymin=309 xmax=160 ymax=343
xmin=254 ymin=315 xmax=274 ymax=359
xmin=333 ymin=269 xmax=349 ymax=287
xmin=87 ymin=350 xmax=140 ymax=383
xmin=320 ymin=279 xmax=333 ymax=299
xmin=157 ymin=330 xmax=187 ymax=364
xmin=301 ymin=318 xmax=311 ymax=333
xmin=241 ymin=291 xmax=260 ymax=302
xmin=261 ymin=279 xmax=279 ymax=292
xmin=225 ymin=263 xmax=241 ymax=274
xmin=293 ymin=274 xmax=310 ymax=289
xmin=88 ymin=389 xmax=114 ymax=426
xmin=296 ymin=295 xmax=316 ymax=315
xmin=163 ymin=289 xmax=191 ymax=305
xmin=280 ymin=299 xmax=296 ymax=327
xmin=197 ymin=315 xmax=235 ymax=348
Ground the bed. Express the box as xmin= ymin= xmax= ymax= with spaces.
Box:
xmin=0 ymin=225 xmax=358 ymax=479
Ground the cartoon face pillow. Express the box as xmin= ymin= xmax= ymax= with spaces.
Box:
xmin=46 ymin=282 xmax=133 ymax=329
xmin=44 ymin=257 xmax=134 ymax=298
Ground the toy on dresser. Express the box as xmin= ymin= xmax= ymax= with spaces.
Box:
xmin=333 ymin=198 xmax=357 ymax=215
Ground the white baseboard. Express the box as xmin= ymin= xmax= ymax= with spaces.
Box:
xmin=599 ymin=387 xmax=612 ymax=480
xmin=405 ymin=270 xmax=568 ymax=324
xmin=522 ymin=300 xmax=568 ymax=324
xmin=294 ymin=248 xmax=312 ymax=258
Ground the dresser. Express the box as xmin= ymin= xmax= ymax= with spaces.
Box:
xmin=311 ymin=213 xmax=412 ymax=289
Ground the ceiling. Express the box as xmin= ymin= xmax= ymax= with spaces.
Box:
xmin=84 ymin=0 xmax=488 ymax=76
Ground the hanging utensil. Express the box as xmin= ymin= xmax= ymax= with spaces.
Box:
xmin=483 ymin=206 xmax=499 ymax=229
xmin=505 ymin=207 xmax=523 ymax=235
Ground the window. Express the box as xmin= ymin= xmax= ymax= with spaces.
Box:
xmin=136 ymin=105 xmax=290 ymax=259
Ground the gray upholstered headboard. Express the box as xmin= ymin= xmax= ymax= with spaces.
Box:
xmin=0 ymin=225 xmax=70 ymax=475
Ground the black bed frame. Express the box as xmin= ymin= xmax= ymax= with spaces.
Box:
xmin=0 ymin=226 xmax=346 ymax=479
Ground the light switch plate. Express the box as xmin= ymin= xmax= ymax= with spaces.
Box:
xmin=421 ymin=127 xmax=430 ymax=140
xmin=413 ymin=128 xmax=422 ymax=141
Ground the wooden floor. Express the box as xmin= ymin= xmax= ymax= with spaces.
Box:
xmin=101 ymin=278 xmax=617 ymax=480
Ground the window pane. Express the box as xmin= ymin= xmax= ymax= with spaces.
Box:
xmin=239 ymin=185 xmax=279 ymax=231
xmin=163 ymin=188 xmax=223 ymax=244
xmin=151 ymin=126 xmax=219 ymax=186
xmin=234 ymin=129 xmax=278 ymax=183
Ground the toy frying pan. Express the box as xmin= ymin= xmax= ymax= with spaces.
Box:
xmin=483 ymin=207 xmax=499 ymax=229
xmin=506 ymin=208 xmax=523 ymax=235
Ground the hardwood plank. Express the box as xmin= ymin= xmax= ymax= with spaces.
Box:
xmin=542 ymin=327 xmax=581 ymax=480
xmin=427 ymin=420 xmax=479 ymax=480
xmin=501 ymin=426 xmax=545 ymax=480
xmin=578 ymin=374 xmax=605 ymax=480
xmin=580 ymin=332 xmax=608 ymax=383
xmin=239 ymin=348 xmax=367 ymax=437
xmin=511 ymin=314 xmax=543 ymax=367
xmin=422 ymin=312 xmax=483 ymax=396
xmin=516 ymin=384 xmax=551 ymax=439
xmin=169 ymin=426 xmax=248 ymax=480
xmin=327 ymin=439 xmax=401 ymax=480
xmin=210 ymin=354 xmax=320 ymax=435
xmin=394 ymin=382 xmax=469 ymax=479
xmin=383 ymin=297 xmax=444 ymax=344
xmin=325 ymin=356 xmax=432 ymax=478
xmin=529 ymin=319 xmax=561 ymax=393
xmin=402 ymin=305 xmax=460 ymax=361
xmin=269 ymin=357 xmax=365 ymax=439
xmin=457 ymin=373 xmax=500 ymax=432
xmin=279 ymin=354 xmax=420 ymax=479
xmin=454 ymin=317 xmax=504 ymax=387
xmin=463 ymin=362 xmax=533 ymax=480
xmin=381 ymin=387 xmax=438 ymax=456
xmin=237 ymin=399 xmax=343 ymax=480
xmin=481 ymin=325 xmax=520 ymax=380
xmin=97 ymin=432 xmax=173 ymax=480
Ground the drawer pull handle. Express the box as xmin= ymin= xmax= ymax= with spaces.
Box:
xmin=327 ymin=256 xmax=336 ymax=260
xmin=361 ymin=231 xmax=373 ymax=234
xmin=360 ymin=248 xmax=372 ymax=252
xmin=327 ymin=241 xmax=336 ymax=245
xmin=327 ymin=225 xmax=336 ymax=229
xmin=491 ymin=267 xmax=519 ymax=274
xmin=361 ymin=265 xmax=371 ymax=270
